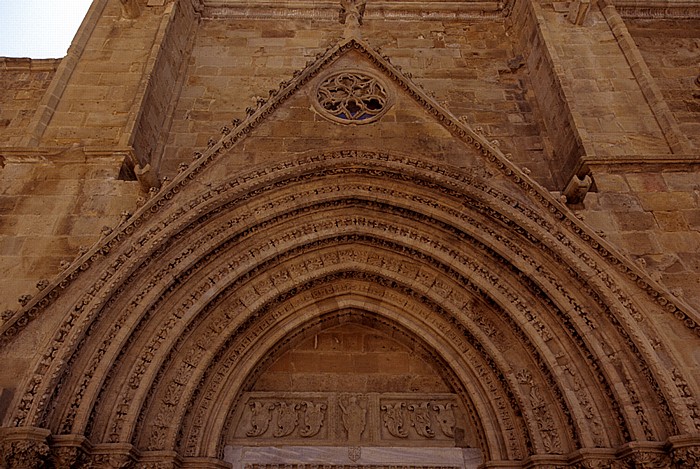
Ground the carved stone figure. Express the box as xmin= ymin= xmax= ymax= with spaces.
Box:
xmin=339 ymin=0 xmax=367 ymax=26
xmin=339 ymin=395 xmax=366 ymax=442
xmin=432 ymin=403 xmax=456 ymax=438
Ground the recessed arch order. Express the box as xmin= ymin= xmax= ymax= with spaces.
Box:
xmin=3 ymin=150 xmax=698 ymax=468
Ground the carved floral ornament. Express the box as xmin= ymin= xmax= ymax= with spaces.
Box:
xmin=313 ymin=70 xmax=392 ymax=124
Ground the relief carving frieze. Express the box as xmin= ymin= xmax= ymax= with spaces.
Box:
xmin=231 ymin=392 xmax=462 ymax=446
xmin=236 ymin=396 xmax=329 ymax=440
xmin=379 ymin=400 xmax=456 ymax=441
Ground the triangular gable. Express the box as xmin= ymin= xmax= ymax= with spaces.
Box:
xmin=189 ymin=36 xmax=506 ymax=177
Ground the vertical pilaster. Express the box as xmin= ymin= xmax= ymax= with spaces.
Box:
xmin=513 ymin=0 xmax=686 ymax=190
xmin=32 ymin=0 xmax=198 ymax=165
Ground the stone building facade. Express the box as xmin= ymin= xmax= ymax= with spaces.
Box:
xmin=0 ymin=0 xmax=699 ymax=467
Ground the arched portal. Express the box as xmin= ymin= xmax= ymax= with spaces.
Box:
xmin=219 ymin=310 xmax=485 ymax=468
xmin=1 ymin=151 xmax=698 ymax=469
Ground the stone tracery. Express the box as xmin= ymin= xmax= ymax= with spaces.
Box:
xmin=315 ymin=71 xmax=390 ymax=124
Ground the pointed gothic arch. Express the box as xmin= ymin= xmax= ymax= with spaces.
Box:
xmin=2 ymin=147 xmax=698 ymax=468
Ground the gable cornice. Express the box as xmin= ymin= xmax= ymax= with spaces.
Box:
xmin=613 ymin=0 xmax=700 ymax=18
xmin=202 ymin=0 xmax=506 ymax=20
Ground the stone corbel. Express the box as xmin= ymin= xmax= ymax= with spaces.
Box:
xmin=134 ymin=163 xmax=161 ymax=192
xmin=568 ymin=0 xmax=591 ymax=25
xmin=563 ymin=173 xmax=592 ymax=205
xmin=0 ymin=427 xmax=51 ymax=469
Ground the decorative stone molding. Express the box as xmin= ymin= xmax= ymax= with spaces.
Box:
xmin=613 ymin=0 xmax=700 ymax=18
xmin=201 ymin=1 xmax=505 ymax=21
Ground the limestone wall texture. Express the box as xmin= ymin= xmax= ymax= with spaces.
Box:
xmin=0 ymin=59 xmax=59 ymax=147
xmin=628 ymin=18 xmax=700 ymax=150
xmin=0 ymin=0 xmax=699 ymax=468
xmin=159 ymin=16 xmax=554 ymax=186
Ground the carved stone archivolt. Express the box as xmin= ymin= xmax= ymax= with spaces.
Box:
xmin=4 ymin=145 xmax=697 ymax=465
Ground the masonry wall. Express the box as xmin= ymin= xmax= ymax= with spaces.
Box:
xmin=38 ymin=1 xmax=170 ymax=147
xmin=628 ymin=18 xmax=700 ymax=150
xmin=0 ymin=59 xmax=59 ymax=147
xmin=0 ymin=0 xmax=698 ymax=339
xmin=0 ymin=154 xmax=140 ymax=314
xmin=158 ymin=16 xmax=557 ymax=188
xmin=254 ymin=323 xmax=450 ymax=394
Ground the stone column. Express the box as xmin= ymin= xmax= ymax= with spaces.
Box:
xmin=512 ymin=0 xmax=689 ymax=192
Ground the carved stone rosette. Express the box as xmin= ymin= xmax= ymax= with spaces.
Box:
xmin=313 ymin=70 xmax=392 ymax=125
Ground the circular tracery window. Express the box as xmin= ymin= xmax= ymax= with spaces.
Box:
xmin=315 ymin=71 xmax=391 ymax=124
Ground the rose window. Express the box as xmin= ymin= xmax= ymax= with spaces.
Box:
xmin=315 ymin=72 xmax=390 ymax=124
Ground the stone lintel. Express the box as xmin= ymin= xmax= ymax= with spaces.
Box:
xmin=225 ymin=445 xmax=482 ymax=469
